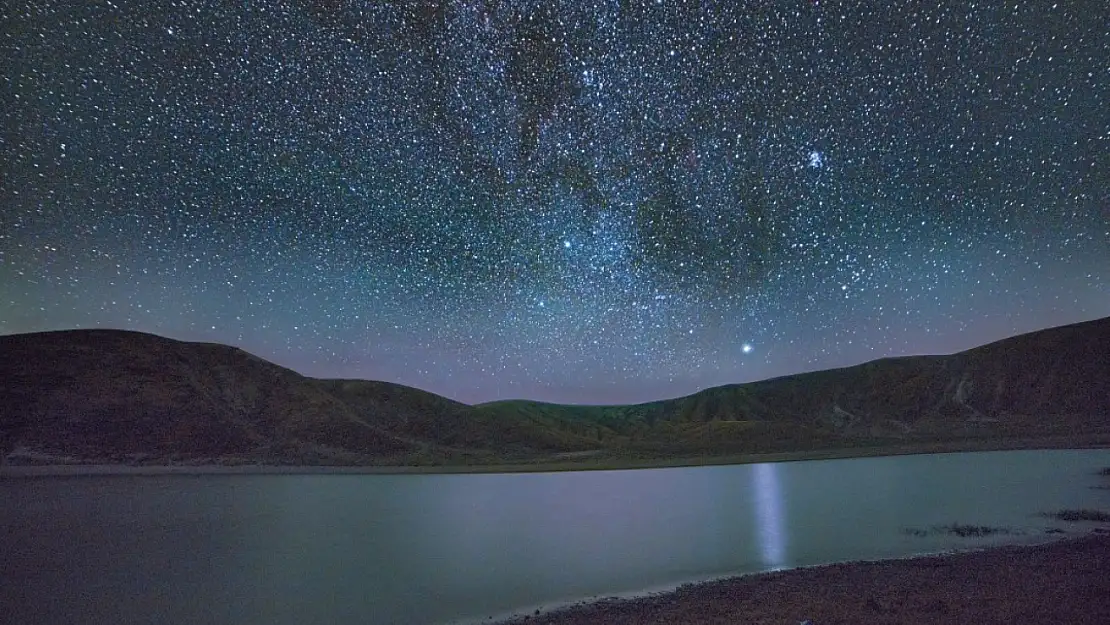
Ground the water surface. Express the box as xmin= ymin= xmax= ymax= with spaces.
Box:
xmin=2 ymin=449 xmax=1109 ymax=624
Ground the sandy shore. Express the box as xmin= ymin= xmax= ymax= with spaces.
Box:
xmin=497 ymin=533 xmax=1110 ymax=625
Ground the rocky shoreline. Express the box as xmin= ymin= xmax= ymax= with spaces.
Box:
xmin=499 ymin=533 xmax=1110 ymax=625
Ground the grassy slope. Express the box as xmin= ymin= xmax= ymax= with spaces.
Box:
xmin=0 ymin=330 xmax=415 ymax=464
xmin=1 ymin=316 xmax=1108 ymax=466
xmin=471 ymin=315 xmax=1110 ymax=457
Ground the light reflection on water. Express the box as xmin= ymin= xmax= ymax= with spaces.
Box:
xmin=753 ymin=462 xmax=786 ymax=568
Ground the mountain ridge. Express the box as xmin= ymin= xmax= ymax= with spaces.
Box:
xmin=1 ymin=317 xmax=1108 ymax=466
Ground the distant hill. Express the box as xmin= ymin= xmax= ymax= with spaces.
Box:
xmin=0 ymin=330 xmax=421 ymax=465
xmin=1 ymin=317 xmax=1108 ymax=466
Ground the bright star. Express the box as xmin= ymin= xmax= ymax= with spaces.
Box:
xmin=742 ymin=343 xmax=754 ymax=354
xmin=808 ymin=150 xmax=824 ymax=168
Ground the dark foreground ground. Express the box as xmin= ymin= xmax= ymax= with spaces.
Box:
xmin=502 ymin=533 xmax=1110 ymax=625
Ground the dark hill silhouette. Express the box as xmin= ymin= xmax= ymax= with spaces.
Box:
xmin=0 ymin=330 xmax=415 ymax=464
xmin=1 ymin=317 xmax=1108 ymax=466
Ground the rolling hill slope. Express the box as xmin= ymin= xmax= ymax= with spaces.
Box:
xmin=0 ymin=330 xmax=417 ymax=464
xmin=1 ymin=317 xmax=1108 ymax=466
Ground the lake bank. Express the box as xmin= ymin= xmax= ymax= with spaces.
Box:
xmin=497 ymin=532 xmax=1110 ymax=625
xmin=3 ymin=435 xmax=1108 ymax=476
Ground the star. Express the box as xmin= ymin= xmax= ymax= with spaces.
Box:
xmin=1 ymin=0 xmax=1104 ymax=404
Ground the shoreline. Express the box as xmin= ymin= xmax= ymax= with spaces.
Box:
xmin=2 ymin=437 xmax=1108 ymax=477
xmin=492 ymin=532 xmax=1110 ymax=625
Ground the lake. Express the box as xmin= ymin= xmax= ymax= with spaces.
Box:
xmin=3 ymin=449 xmax=1109 ymax=624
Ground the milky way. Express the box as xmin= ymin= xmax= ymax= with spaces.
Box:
xmin=2 ymin=1 xmax=1108 ymax=404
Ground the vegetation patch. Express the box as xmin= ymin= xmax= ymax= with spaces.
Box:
xmin=902 ymin=524 xmax=1014 ymax=538
xmin=1044 ymin=509 xmax=1110 ymax=523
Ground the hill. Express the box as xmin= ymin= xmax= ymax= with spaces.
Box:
xmin=1 ymin=317 xmax=1108 ymax=467
xmin=0 ymin=330 xmax=430 ymax=465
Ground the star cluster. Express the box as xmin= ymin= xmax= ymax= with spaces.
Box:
xmin=2 ymin=1 xmax=1107 ymax=404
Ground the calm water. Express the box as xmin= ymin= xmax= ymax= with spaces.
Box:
xmin=3 ymin=449 xmax=1109 ymax=625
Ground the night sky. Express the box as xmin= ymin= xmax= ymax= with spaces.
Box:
xmin=2 ymin=1 xmax=1107 ymax=405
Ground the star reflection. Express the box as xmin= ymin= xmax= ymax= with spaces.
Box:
xmin=752 ymin=462 xmax=786 ymax=569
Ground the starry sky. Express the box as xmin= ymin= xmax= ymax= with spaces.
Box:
xmin=2 ymin=1 xmax=1108 ymax=405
